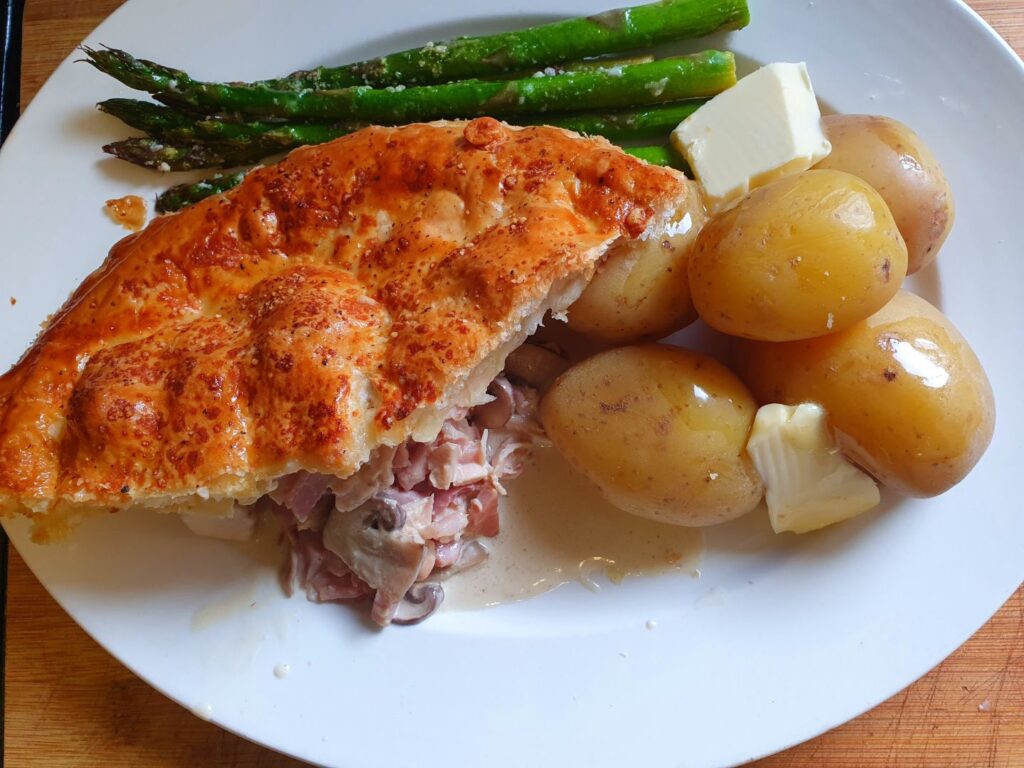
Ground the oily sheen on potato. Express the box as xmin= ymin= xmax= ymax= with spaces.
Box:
xmin=733 ymin=291 xmax=995 ymax=497
xmin=689 ymin=169 xmax=908 ymax=342
xmin=568 ymin=181 xmax=707 ymax=342
xmin=816 ymin=114 xmax=954 ymax=274
xmin=540 ymin=345 xmax=764 ymax=526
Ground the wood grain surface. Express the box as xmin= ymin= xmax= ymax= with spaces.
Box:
xmin=4 ymin=2 xmax=1023 ymax=766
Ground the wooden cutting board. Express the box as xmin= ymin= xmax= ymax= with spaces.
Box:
xmin=4 ymin=1 xmax=1024 ymax=765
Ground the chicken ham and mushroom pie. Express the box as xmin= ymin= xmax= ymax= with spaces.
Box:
xmin=0 ymin=118 xmax=689 ymax=625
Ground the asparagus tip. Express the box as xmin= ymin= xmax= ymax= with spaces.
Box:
xmin=100 ymin=140 xmax=129 ymax=159
xmin=78 ymin=45 xmax=101 ymax=68
xmin=80 ymin=45 xmax=132 ymax=77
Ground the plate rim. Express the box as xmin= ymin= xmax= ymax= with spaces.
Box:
xmin=2 ymin=1 xmax=1023 ymax=766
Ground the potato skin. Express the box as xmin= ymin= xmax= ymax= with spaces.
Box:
xmin=568 ymin=182 xmax=706 ymax=342
xmin=733 ymin=291 xmax=995 ymax=497
xmin=816 ymin=114 xmax=954 ymax=274
xmin=689 ymin=169 xmax=907 ymax=342
xmin=540 ymin=345 xmax=764 ymax=526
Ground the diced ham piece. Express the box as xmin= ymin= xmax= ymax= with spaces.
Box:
xmin=423 ymin=488 xmax=471 ymax=540
xmin=433 ymin=539 xmax=463 ymax=569
xmin=393 ymin=442 xmax=430 ymax=491
xmin=466 ymin=484 xmax=500 ymax=537
xmin=330 ymin=446 xmax=397 ymax=512
xmin=270 ymin=472 xmax=332 ymax=526
xmin=280 ymin=524 xmax=372 ymax=603
xmin=426 ymin=443 xmax=461 ymax=490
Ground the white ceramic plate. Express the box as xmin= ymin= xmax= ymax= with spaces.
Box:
xmin=2 ymin=1 xmax=1022 ymax=766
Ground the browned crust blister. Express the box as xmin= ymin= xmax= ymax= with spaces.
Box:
xmin=0 ymin=118 xmax=687 ymax=539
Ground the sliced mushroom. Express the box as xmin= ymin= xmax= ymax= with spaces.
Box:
xmin=504 ymin=343 xmax=569 ymax=390
xmin=362 ymin=496 xmax=406 ymax=532
xmin=392 ymin=583 xmax=445 ymax=625
xmin=322 ymin=499 xmax=427 ymax=626
xmin=471 ymin=377 xmax=515 ymax=428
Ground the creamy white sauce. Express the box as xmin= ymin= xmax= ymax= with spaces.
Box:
xmin=197 ymin=438 xmax=702 ymax=616
xmin=443 ymin=447 xmax=704 ymax=610
xmin=191 ymin=516 xmax=285 ymax=631
xmin=191 ymin=580 xmax=261 ymax=631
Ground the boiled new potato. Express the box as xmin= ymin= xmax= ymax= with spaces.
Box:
xmin=689 ymin=169 xmax=907 ymax=342
xmin=733 ymin=291 xmax=994 ymax=497
xmin=540 ymin=345 xmax=763 ymax=526
xmin=567 ymin=181 xmax=707 ymax=342
xmin=816 ymin=114 xmax=954 ymax=274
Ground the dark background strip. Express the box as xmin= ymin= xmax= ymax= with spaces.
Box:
xmin=0 ymin=1 xmax=27 ymax=766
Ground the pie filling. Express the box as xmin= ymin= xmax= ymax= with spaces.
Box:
xmin=249 ymin=377 xmax=546 ymax=626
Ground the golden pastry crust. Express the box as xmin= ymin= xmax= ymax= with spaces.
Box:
xmin=0 ymin=118 xmax=687 ymax=538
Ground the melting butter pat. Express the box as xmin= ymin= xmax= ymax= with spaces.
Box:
xmin=671 ymin=62 xmax=831 ymax=210
xmin=746 ymin=403 xmax=879 ymax=534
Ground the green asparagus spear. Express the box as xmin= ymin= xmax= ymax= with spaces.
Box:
xmin=99 ymin=99 xmax=362 ymax=147
xmin=155 ymin=172 xmax=246 ymax=214
xmin=84 ymin=48 xmax=655 ymax=97
xmin=623 ymin=145 xmax=686 ymax=170
xmin=98 ymin=98 xmax=195 ymax=134
xmin=101 ymin=105 xmax=704 ymax=171
xmin=99 ymin=98 xmax=703 ymax=158
xmin=543 ymin=101 xmax=701 ymax=139
xmin=83 ymin=46 xmax=193 ymax=93
xmin=102 ymin=137 xmax=266 ymax=172
xmin=84 ymin=1 xmax=747 ymax=94
xmin=154 ymin=52 xmax=734 ymax=122
xmin=262 ymin=0 xmax=749 ymax=89
xmin=496 ymin=54 xmax=655 ymax=81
